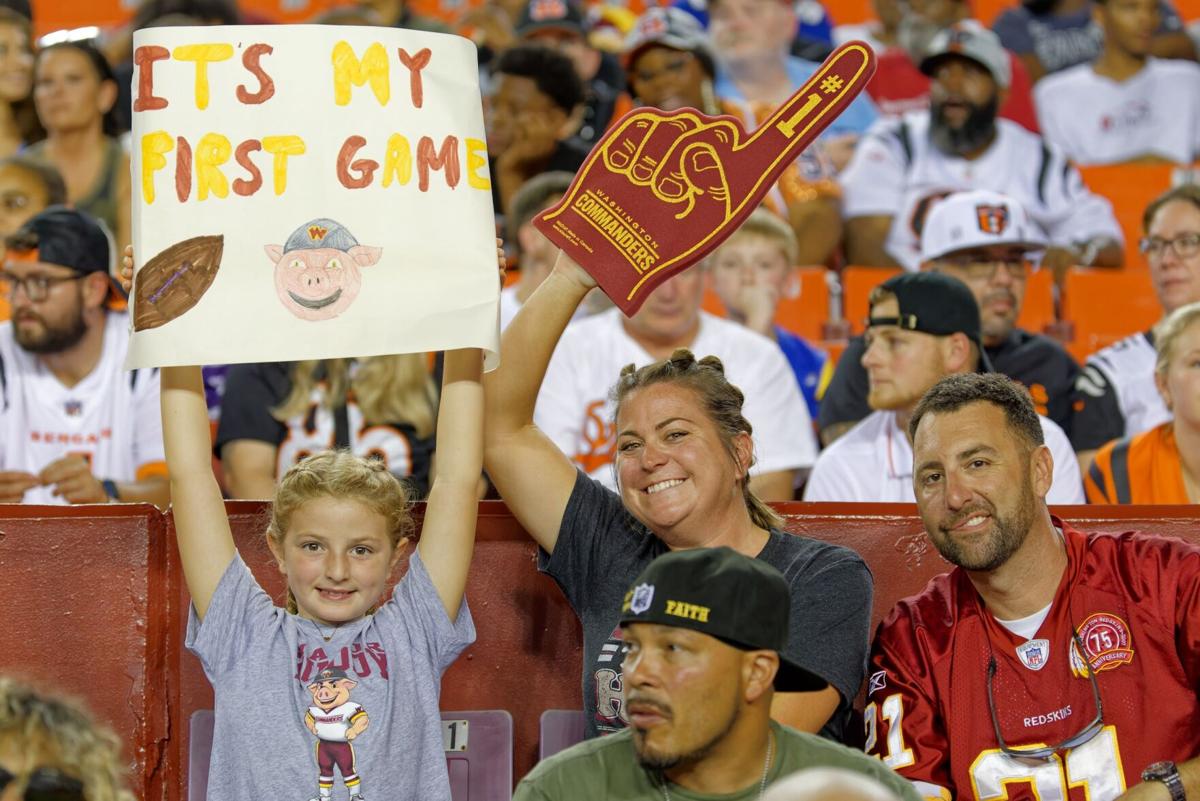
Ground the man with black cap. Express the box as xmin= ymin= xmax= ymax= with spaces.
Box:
xmin=803 ymin=271 xmax=1082 ymax=503
xmin=839 ymin=22 xmax=1124 ymax=276
xmin=0 ymin=207 xmax=168 ymax=506
xmin=818 ymin=190 xmax=1081 ymax=446
xmin=513 ymin=547 xmax=922 ymax=801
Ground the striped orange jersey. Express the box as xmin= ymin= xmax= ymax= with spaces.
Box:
xmin=1084 ymin=423 xmax=1190 ymax=504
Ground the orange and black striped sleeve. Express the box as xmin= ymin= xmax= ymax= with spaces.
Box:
xmin=1084 ymin=437 xmax=1132 ymax=504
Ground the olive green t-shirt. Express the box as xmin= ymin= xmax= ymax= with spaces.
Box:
xmin=513 ymin=721 xmax=922 ymax=801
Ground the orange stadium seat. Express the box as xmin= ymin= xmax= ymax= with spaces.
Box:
xmin=702 ymin=266 xmax=831 ymax=343
xmin=841 ymin=265 xmax=902 ymax=335
xmin=828 ymin=0 xmax=1018 ymax=28
xmin=1076 ymin=164 xmax=1194 ymax=271
xmin=1061 ymin=268 xmax=1161 ymax=362
xmin=1016 ymin=266 xmax=1055 ymax=335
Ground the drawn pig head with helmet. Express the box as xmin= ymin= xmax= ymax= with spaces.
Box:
xmin=265 ymin=218 xmax=382 ymax=321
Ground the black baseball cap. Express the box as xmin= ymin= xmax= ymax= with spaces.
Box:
xmin=517 ymin=0 xmax=587 ymax=38
xmin=4 ymin=206 xmax=123 ymax=303
xmin=869 ymin=271 xmax=993 ymax=372
xmin=619 ymin=547 xmax=827 ymax=692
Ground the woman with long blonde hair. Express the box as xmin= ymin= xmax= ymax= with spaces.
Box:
xmin=218 ymin=354 xmax=438 ymax=499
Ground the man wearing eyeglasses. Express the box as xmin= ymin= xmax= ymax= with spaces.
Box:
xmin=0 ymin=206 xmax=168 ymax=506
xmin=802 ymin=269 xmax=1083 ymax=504
xmin=818 ymin=190 xmax=1081 ymax=447
xmin=867 ymin=371 xmax=1200 ymax=801
xmin=1073 ymin=185 xmax=1200 ymax=474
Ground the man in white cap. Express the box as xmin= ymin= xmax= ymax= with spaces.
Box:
xmin=819 ymin=190 xmax=1081 ymax=447
xmin=839 ymin=22 xmax=1124 ymax=275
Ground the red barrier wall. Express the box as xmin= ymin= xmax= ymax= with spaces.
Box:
xmin=0 ymin=504 xmax=172 ymax=801
xmin=4 ymin=501 xmax=1200 ymax=800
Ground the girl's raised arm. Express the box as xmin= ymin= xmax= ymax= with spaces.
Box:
xmin=416 ymin=347 xmax=484 ymax=621
xmin=160 ymin=366 xmax=236 ymax=620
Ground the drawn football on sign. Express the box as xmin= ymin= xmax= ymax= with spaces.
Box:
xmin=133 ymin=235 xmax=224 ymax=331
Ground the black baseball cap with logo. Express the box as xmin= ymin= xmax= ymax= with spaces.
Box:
xmin=517 ymin=0 xmax=587 ymax=38
xmin=869 ymin=271 xmax=994 ymax=372
xmin=618 ymin=547 xmax=826 ymax=692
xmin=4 ymin=206 xmax=124 ymax=304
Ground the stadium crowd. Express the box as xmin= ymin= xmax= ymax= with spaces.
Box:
xmin=2 ymin=0 xmax=1200 ymax=798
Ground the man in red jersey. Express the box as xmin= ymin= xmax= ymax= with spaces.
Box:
xmin=866 ymin=371 xmax=1200 ymax=801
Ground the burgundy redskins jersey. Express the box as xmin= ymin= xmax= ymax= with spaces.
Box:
xmin=867 ymin=519 xmax=1200 ymax=801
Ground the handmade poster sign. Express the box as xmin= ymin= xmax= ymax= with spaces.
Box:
xmin=534 ymin=42 xmax=875 ymax=315
xmin=126 ymin=25 xmax=499 ymax=369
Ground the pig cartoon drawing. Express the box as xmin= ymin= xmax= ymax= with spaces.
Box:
xmin=265 ymin=219 xmax=382 ymax=321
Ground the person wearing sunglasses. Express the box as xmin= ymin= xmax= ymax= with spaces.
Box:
xmin=1073 ymin=185 xmax=1200 ymax=476
xmin=0 ymin=676 xmax=133 ymax=801
xmin=0 ymin=207 xmax=168 ymax=506
xmin=866 ymin=371 xmax=1200 ymax=801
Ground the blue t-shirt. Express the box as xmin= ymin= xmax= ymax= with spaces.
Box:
xmin=775 ymin=326 xmax=828 ymax=421
xmin=715 ymin=56 xmax=878 ymax=137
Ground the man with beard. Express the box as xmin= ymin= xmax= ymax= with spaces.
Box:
xmin=803 ymin=270 xmax=1082 ymax=503
xmin=868 ymin=7 xmax=1038 ymax=133
xmin=0 ymin=207 xmax=167 ymax=505
xmin=512 ymin=547 xmax=922 ymax=801
xmin=839 ymin=23 xmax=1123 ymax=275
xmin=866 ymin=372 xmax=1200 ymax=801
xmin=818 ymin=190 xmax=1080 ymax=446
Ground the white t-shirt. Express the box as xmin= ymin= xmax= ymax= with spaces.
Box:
xmin=499 ymin=285 xmax=521 ymax=331
xmin=534 ymin=309 xmax=817 ymax=489
xmin=0 ymin=312 xmax=165 ymax=504
xmin=839 ymin=111 xmax=1124 ymax=270
xmin=1034 ymin=58 xmax=1200 ymax=166
xmin=309 ymin=701 xmax=365 ymax=742
xmin=802 ymin=408 xmax=1085 ymax=503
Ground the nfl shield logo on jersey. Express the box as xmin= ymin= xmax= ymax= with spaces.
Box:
xmin=629 ymin=583 xmax=655 ymax=615
xmin=975 ymin=204 xmax=1009 ymax=234
xmin=1016 ymin=639 xmax=1049 ymax=671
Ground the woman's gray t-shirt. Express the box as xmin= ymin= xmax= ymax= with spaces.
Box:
xmin=540 ymin=470 xmax=874 ymax=742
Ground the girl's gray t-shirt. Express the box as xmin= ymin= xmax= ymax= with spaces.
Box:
xmin=187 ymin=548 xmax=475 ymax=801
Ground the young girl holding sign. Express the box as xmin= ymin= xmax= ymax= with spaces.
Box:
xmin=126 ymin=251 xmax=487 ymax=800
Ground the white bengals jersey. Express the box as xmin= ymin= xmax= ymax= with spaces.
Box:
xmin=839 ymin=111 xmax=1124 ymax=270
xmin=309 ymin=701 xmax=365 ymax=742
xmin=1072 ymin=331 xmax=1168 ymax=451
xmin=0 ymin=312 xmax=166 ymax=504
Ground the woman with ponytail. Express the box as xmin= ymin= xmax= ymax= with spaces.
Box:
xmin=483 ymin=250 xmax=873 ymax=743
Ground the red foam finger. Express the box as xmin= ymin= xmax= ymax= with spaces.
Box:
xmin=535 ymin=41 xmax=875 ymax=315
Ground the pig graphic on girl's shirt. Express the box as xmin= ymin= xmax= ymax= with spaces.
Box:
xmin=265 ymin=218 xmax=382 ymax=321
